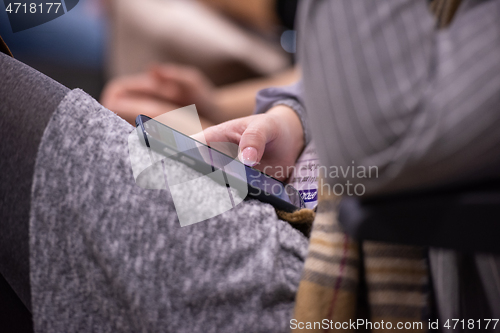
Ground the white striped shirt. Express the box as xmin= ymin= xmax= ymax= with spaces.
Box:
xmin=256 ymin=0 xmax=500 ymax=195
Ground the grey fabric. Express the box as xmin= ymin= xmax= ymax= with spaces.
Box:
xmin=476 ymin=255 xmax=500 ymax=318
xmin=254 ymin=82 xmax=311 ymax=146
xmin=299 ymin=0 xmax=500 ymax=195
xmin=0 ymin=51 xmax=70 ymax=311
xmin=429 ymin=251 xmax=500 ymax=331
xmin=429 ymin=249 xmax=461 ymax=331
xmin=305 ymin=0 xmax=500 ymax=195
xmin=29 ymin=89 xmax=309 ymax=332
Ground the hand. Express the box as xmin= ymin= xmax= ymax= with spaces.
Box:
xmin=100 ymin=64 xmax=217 ymax=124
xmin=196 ymin=105 xmax=304 ymax=181
xmin=148 ymin=63 xmax=217 ymax=117
xmin=100 ymin=72 xmax=182 ymax=124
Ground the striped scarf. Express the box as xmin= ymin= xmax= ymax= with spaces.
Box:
xmin=292 ymin=187 xmax=428 ymax=332
xmin=289 ymin=1 xmax=461 ymax=331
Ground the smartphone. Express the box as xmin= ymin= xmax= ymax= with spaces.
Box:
xmin=135 ymin=114 xmax=305 ymax=212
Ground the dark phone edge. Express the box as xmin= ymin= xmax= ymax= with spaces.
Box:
xmin=137 ymin=115 xmax=294 ymax=188
xmin=135 ymin=115 xmax=303 ymax=212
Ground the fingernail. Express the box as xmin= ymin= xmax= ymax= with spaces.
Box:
xmin=240 ymin=147 xmax=258 ymax=166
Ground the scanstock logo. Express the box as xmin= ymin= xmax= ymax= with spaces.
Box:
xmin=4 ymin=0 xmax=79 ymax=33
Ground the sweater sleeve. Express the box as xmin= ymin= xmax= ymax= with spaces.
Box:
xmin=254 ymin=81 xmax=312 ymax=146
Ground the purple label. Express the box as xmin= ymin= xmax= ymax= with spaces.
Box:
xmin=300 ymin=189 xmax=318 ymax=203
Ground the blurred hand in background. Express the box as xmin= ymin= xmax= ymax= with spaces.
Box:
xmin=101 ymin=64 xmax=217 ymax=127
xmin=101 ymin=62 xmax=299 ymax=127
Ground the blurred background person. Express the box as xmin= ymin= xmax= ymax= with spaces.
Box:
xmin=105 ymin=0 xmax=295 ymax=84
xmin=100 ymin=0 xmax=300 ymax=127
xmin=101 ymin=63 xmax=299 ymax=127
xmin=0 ymin=0 xmax=300 ymax=124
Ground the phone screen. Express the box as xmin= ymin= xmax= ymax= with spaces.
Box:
xmin=139 ymin=115 xmax=305 ymax=210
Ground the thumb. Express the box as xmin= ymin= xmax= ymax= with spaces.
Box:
xmin=238 ymin=116 xmax=277 ymax=166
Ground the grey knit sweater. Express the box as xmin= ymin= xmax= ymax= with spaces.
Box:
xmin=29 ymin=89 xmax=308 ymax=332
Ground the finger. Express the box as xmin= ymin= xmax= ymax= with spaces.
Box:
xmin=238 ymin=116 xmax=278 ymax=166
xmin=192 ymin=123 xmax=233 ymax=146
xmin=101 ymin=74 xmax=160 ymax=107
xmin=108 ymin=96 xmax=179 ymax=125
xmin=151 ymin=63 xmax=204 ymax=91
xmin=146 ymin=68 xmax=189 ymax=102
xmin=190 ymin=122 xmax=233 ymax=164
xmin=150 ymin=63 xmax=194 ymax=81
xmin=110 ymin=71 xmax=186 ymax=105
xmin=193 ymin=116 xmax=254 ymax=145
xmin=119 ymin=75 xmax=174 ymax=101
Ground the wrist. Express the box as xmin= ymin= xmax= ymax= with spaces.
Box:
xmin=267 ymin=105 xmax=305 ymax=159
